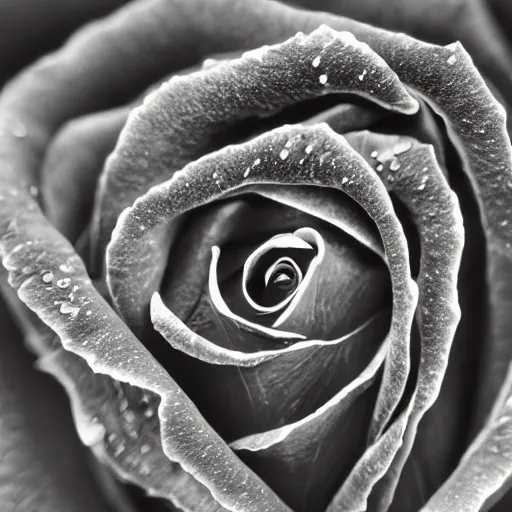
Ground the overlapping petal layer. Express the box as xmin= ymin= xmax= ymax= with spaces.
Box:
xmin=0 ymin=0 xmax=512 ymax=510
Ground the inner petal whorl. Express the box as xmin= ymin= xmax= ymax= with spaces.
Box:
xmin=243 ymin=230 xmax=318 ymax=314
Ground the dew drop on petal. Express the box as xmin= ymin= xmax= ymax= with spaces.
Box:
xmin=370 ymin=151 xmax=379 ymax=159
xmin=393 ymin=140 xmax=412 ymax=155
xmin=57 ymin=277 xmax=71 ymax=289
xmin=8 ymin=117 xmax=27 ymax=138
xmin=342 ymin=177 xmax=349 ymax=185
xmin=312 ymin=56 xmax=321 ymax=67
xmin=60 ymin=302 xmax=80 ymax=317
xmin=389 ymin=158 xmax=401 ymax=171
xmin=376 ymin=164 xmax=384 ymax=172
xmin=41 ymin=271 xmax=54 ymax=283
xmin=319 ymin=74 xmax=328 ymax=85
xmin=279 ymin=149 xmax=289 ymax=160
xmin=447 ymin=54 xmax=457 ymax=65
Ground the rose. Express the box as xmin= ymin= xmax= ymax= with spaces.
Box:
xmin=2 ymin=0 xmax=512 ymax=511
xmin=2 ymin=1 xmax=512 ymax=511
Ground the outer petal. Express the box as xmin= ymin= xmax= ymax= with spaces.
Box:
xmin=289 ymin=0 xmax=512 ymax=110
xmin=0 ymin=296 xmax=117 ymax=512
xmin=0 ymin=0 xmax=129 ymax=85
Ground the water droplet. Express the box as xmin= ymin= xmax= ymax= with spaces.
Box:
xmin=305 ymin=145 xmax=313 ymax=154
xmin=140 ymin=444 xmax=151 ymax=455
xmin=60 ymin=302 xmax=80 ymax=317
xmin=86 ymin=310 xmax=92 ymax=316
xmin=312 ymin=56 xmax=321 ymax=68
xmin=114 ymin=443 xmax=125 ymax=457
xmin=447 ymin=54 xmax=457 ymax=65
xmin=342 ymin=177 xmax=349 ymax=185
xmin=389 ymin=158 xmax=401 ymax=171
xmin=417 ymin=183 xmax=426 ymax=191
xmin=59 ymin=264 xmax=72 ymax=273
xmin=9 ymin=117 xmax=27 ymax=138
xmin=319 ymin=74 xmax=328 ymax=85
xmin=358 ymin=69 xmax=367 ymax=81
xmin=279 ymin=149 xmax=289 ymax=160
xmin=370 ymin=151 xmax=379 ymax=159
xmin=393 ymin=140 xmax=412 ymax=155
xmin=376 ymin=164 xmax=384 ymax=172
xmin=254 ymin=158 xmax=261 ymax=166
xmin=202 ymin=58 xmax=219 ymax=69
xmin=41 ymin=271 xmax=54 ymax=283
xmin=387 ymin=175 xmax=395 ymax=182
xmin=57 ymin=277 xmax=71 ymax=288
xmin=244 ymin=167 xmax=251 ymax=178
xmin=144 ymin=408 xmax=155 ymax=418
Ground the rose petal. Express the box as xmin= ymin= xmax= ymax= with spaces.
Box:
xmin=289 ymin=0 xmax=512 ymax=109
xmin=0 ymin=0 xmax=129 ymax=84
xmin=1 ymin=295 xmax=230 ymax=512
xmin=336 ymin=131 xmax=463 ymax=509
xmin=422 ymin=362 xmax=512 ymax=511
xmin=229 ymin=341 xmax=389 ymax=512
xmin=0 ymin=297 xmax=116 ymax=512
xmin=256 ymin=185 xmax=384 ymax=262
xmin=41 ymin=107 xmax=131 ymax=242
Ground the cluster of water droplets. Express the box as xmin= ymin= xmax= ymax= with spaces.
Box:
xmin=369 ymin=140 xmax=413 ymax=183
xmin=40 ymin=263 xmax=86 ymax=318
xmin=101 ymin=382 xmax=160 ymax=477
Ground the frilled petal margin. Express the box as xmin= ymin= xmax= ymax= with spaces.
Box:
xmin=289 ymin=0 xmax=512 ymax=111
xmin=337 ymin=131 xmax=463 ymax=511
xmin=102 ymin=25 xmax=418 ymax=327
